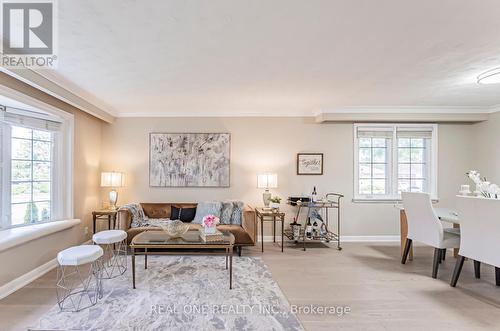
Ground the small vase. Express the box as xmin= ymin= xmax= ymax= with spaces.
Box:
xmin=270 ymin=202 xmax=280 ymax=210
xmin=204 ymin=225 xmax=216 ymax=234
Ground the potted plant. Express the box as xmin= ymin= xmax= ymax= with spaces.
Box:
xmin=269 ymin=196 xmax=281 ymax=210
xmin=202 ymin=215 xmax=220 ymax=234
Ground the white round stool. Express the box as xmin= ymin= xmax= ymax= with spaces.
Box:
xmin=93 ymin=230 xmax=127 ymax=279
xmin=56 ymin=245 xmax=104 ymax=312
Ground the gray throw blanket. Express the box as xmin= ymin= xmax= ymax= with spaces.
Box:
xmin=118 ymin=203 xmax=172 ymax=228
xmin=118 ymin=203 xmax=149 ymax=228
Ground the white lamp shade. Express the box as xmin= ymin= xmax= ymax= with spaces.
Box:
xmin=257 ymin=173 xmax=278 ymax=189
xmin=101 ymin=172 xmax=124 ymax=187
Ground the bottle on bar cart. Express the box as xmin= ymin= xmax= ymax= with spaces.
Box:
xmin=305 ymin=217 xmax=313 ymax=239
xmin=311 ymin=186 xmax=317 ymax=203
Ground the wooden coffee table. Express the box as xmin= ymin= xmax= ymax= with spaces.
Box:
xmin=130 ymin=230 xmax=235 ymax=289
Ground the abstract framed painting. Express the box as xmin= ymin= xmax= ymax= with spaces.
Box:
xmin=149 ymin=133 xmax=230 ymax=187
xmin=297 ymin=153 xmax=323 ymax=175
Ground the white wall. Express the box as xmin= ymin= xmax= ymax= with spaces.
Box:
xmin=473 ymin=111 xmax=500 ymax=183
xmin=0 ymin=75 xmax=103 ymax=288
xmin=101 ymin=117 xmax=475 ymax=237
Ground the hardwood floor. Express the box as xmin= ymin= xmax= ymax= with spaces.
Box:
xmin=2 ymin=242 xmax=500 ymax=330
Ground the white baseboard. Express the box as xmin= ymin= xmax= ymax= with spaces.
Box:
xmin=0 ymin=258 xmax=57 ymax=300
xmin=261 ymin=235 xmax=399 ymax=243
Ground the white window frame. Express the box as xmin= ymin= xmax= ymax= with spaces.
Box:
xmin=0 ymin=86 xmax=74 ymax=230
xmin=353 ymin=123 xmax=438 ymax=202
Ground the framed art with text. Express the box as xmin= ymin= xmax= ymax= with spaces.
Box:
xmin=297 ymin=153 xmax=323 ymax=175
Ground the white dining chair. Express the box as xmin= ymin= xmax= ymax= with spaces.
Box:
xmin=451 ymin=196 xmax=500 ymax=287
xmin=401 ymin=192 xmax=460 ymax=278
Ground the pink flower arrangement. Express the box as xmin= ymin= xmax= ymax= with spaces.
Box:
xmin=202 ymin=215 xmax=220 ymax=228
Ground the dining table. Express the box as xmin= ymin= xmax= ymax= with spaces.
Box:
xmin=397 ymin=206 xmax=460 ymax=260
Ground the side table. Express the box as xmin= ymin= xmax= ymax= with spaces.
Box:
xmin=256 ymin=208 xmax=285 ymax=252
xmin=92 ymin=210 xmax=117 ymax=234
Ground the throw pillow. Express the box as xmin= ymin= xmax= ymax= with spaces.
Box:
xmin=171 ymin=206 xmax=197 ymax=223
xmin=220 ymin=201 xmax=234 ymax=224
xmin=193 ymin=201 xmax=222 ymax=224
xmin=230 ymin=201 xmax=245 ymax=225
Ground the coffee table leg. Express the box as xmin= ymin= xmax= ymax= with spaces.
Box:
xmin=273 ymin=219 xmax=276 ymax=242
xmin=145 ymin=248 xmax=148 ymax=269
xmin=229 ymin=246 xmax=233 ymax=289
xmin=261 ymin=217 xmax=264 ymax=253
xmin=225 ymin=248 xmax=228 ymax=270
xmin=281 ymin=217 xmax=284 ymax=252
xmin=132 ymin=248 xmax=136 ymax=289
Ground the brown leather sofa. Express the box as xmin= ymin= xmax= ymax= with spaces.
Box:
xmin=116 ymin=203 xmax=257 ymax=255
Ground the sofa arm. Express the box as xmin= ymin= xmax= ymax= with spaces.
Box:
xmin=241 ymin=205 xmax=257 ymax=245
xmin=116 ymin=209 xmax=132 ymax=231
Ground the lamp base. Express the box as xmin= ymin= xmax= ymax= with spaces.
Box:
xmin=263 ymin=190 xmax=272 ymax=208
xmin=109 ymin=190 xmax=118 ymax=210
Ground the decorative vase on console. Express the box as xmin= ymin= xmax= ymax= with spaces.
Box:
xmin=459 ymin=184 xmax=471 ymax=196
xmin=202 ymin=215 xmax=219 ymax=234
xmin=269 ymin=196 xmax=281 ymax=210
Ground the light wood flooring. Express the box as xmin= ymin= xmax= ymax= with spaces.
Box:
xmin=2 ymin=242 xmax=500 ymax=331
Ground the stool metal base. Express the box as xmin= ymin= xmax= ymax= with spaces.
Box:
xmin=99 ymin=239 xmax=127 ymax=279
xmin=56 ymin=259 xmax=103 ymax=312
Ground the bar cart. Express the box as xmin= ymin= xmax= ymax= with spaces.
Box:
xmin=284 ymin=193 xmax=343 ymax=251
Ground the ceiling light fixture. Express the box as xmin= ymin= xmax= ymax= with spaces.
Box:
xmin=477 ymin=67 xmax=500 ymax=84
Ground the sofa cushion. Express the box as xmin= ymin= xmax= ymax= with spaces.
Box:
xmin=220 ymin=201 xmax=234 ymax=225
xmin=171 ymin=206 xmax=197 ymax=223
xmin=193 ymin=201 xmax=222 ymax=224
xmin=217 ymin=225 xmax=254 ymax=245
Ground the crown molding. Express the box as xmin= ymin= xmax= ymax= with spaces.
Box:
xmin=118 ymin=112 xmax=312 ymax=118
xmin=0 ymin=67 xmax=115 ymax=123
xmin=315 ymin=106 xmax=490 ymax=115
xmin=315 ymin=112 xmax=489 ymax=123
xmin=314 ymin=106 xmax=495 ymax=123
xmin=486 ymin=104 xmax=500 ymax=113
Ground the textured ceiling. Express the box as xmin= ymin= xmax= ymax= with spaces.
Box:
xmin=42 ymin=0 xmax=500 ymax=116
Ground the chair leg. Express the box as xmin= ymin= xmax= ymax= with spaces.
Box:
xmin=495 ymin=267 xmax=500 ymax=286
xmin=474 ymin=260 xmax=481 ymax=279
xmin=401 ymin=238 xmax=412 ymax=264
xmin=441 ymin=249 xmax=446 ymax=261
xmin=451 ymin=255 xmax=466 ymax=287
xmin=432 ymin=248 xmax=440 ymax=278
xmin=438 ymin=249 xmax=442 ymax=264
xmin=237 ymin=246 xmax=242 ymax=257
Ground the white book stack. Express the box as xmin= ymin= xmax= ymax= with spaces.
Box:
xmin=199 ymin=228 xmax=224 ymax=242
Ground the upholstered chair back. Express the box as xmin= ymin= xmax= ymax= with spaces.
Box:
xmin=456 ymin=196 xmax=500 ymax=268
xmin=402 ymin=192 xmax=443 ymax=247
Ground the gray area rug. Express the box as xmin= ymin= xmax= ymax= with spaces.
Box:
xmin=31 ymin=256 xmax=303 ymax=331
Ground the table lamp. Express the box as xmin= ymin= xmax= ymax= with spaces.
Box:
xmin=257 ymin=173 xmax=278 ymax=208
xmin=101 ymin=171 xmax=124 ymax=210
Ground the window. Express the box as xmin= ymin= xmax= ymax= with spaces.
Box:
xmin=354 ymin=124 xmax=437 ymax=201
xmin=1 ymin=105 xmax=72 ymax=229
xmin=11 ymin=126 xmax=53 ymax=225
xmin=358 ymin=137 xmax=390 ymax=195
